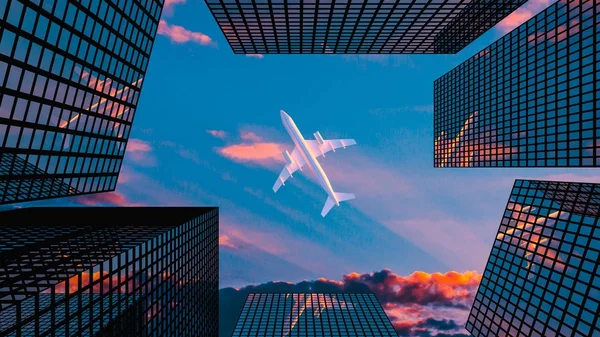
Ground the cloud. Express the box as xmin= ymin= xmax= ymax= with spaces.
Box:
xmin=127 ymin=138 xmax=152 ymax=152
xmin=207 ymin=129 xmax=227 ymax=139
xmin=163 ymin=0 xmax=186 ymax=16
xmin=219 ymin=269 xmax=481 ymax=337
xmin=240 ymin=131 xmax=263 ymax=142
xmin=496 ymin=0 xmax=554 ymax=33
xmin=219 ymin=234 xmax=237 ymax=249
xmin=217 ymin=135 xmax=287 ymax=167
xmin=158 ymin=19 xmax=213 ymax=45
xmin=246 ymin=54 xmax=264 ymax=59
xmin=125 ymin=138 xmax=156 ymax=167
xmin=70 ymin=191 xmax=143 ymax=207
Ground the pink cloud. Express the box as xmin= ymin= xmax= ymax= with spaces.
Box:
xmin=207 ymin=129 xmax=227 ymax=139
xmin=125 ymin=138 xmax=156 ymax=167
xmin=127 ymin=138 xmax=152 ymax=152
xmin=246 ymin=54 xmax=264 ymax=59
xmin=240 ymin=131 xmax=262 ymax=142
xmin=497 ymin=0 xmax=553 ymax=33
xmin=219 ymin=235 xmax=237 ymax=249
xmin=158 ymin=20 xmax=212 ymax=45
xmin=71 ymin=191 xmax=144 ymax=207
xmin=218 ymin=142 xmax=286 ymax=166
xmin=163 ymin=0 xmax=186 ymax=16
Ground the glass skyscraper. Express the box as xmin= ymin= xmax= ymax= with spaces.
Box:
xmin=467 ymin=180 xmax=600 ymax=337
xmin=0 ymin=206 xmax=219 ymax=337
xmin=0 ymin=0 xmax=164 ymax=204
xmin=232 ymin=293 xmax=396 ymax=336
xmin=434 ymin=0 xmax=598 ymax=167
xmin=205 ymin=0 xmax=528 ymax=54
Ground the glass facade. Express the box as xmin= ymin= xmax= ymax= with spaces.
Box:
xmin=0 ymin=206 xmax=219 ymax=337
xmin=467 ymin=180 xmax=600 ymax=337
xmin=232 ymin=293 xmax=396 ymax=337
xmin=434 ymin=0 xmax=599 ymax=167
xmin=0 ymin=0 xmax=164 ymax=204
xmin=205 ymin=0 xmax=527 ymax=54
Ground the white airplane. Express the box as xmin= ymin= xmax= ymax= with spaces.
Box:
xmin=273 ymin=110 xmax=357 ymax=217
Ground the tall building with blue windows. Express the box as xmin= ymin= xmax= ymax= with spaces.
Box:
xmin=434 ymin=0 xmax=598 ymax=168
xmin=205 ymin=0 xmax=528 ymax=55
xmin=0 ymin=206 xmax=219 ymax=337
xmin=467 ymin=180 xmax=600 ymax=337
xmin=0 ymin=0 xmax=164 ymax=204
xmin=232 ymin=293 xmax=397 ymax=336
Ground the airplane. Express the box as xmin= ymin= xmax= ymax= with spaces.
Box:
xmin=273 ymin=110 xmax=357 ymax=217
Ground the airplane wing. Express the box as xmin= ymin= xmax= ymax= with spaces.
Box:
xmin=305 ymin=136 xmax=356 ymax=159
xmin=273 ymin=147 xmax=307 ymax=192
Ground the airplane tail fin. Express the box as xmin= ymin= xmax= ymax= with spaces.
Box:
xmin=321 ymin=192 xmax=355 ymax=217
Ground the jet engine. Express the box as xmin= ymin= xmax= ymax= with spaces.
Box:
xmin=314 ymin=131 xmax=325 ymax=146
xmin=283 ymin=150 xmax=294 ymax=165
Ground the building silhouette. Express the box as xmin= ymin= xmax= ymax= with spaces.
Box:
xmin=434 ymin=0 xmax=598 ymax=167
xmin=232 ymin=293 xmax=396 ymax=336
xmin=205 ymin=0 xmax=528 ymax=54
xmin=0 ymin=207 xmax=219 ymax=337
xmin=0 ymin=0 xmax=164 ymax=204
xmin=467 ymin=180 xmax=600 ymax=337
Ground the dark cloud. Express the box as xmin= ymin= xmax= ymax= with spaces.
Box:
xmin=219 ymin=269 xmax=481 ymax=337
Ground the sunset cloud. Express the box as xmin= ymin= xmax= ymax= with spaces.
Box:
xmin=219 ymin=234 xmax=237 ymax=249
xmin=71 ymin=191 xmax=143 ymax=207
xmin=216 ymin=130 xmax=288 ymax=167
xmin=246 ymin=54 xmax=264 ymax=59
xmin=127 ymin=138 xmax=152 ymax=152
xmin=125 ymin=138 xmax=156 ymax=167
xmin=158 ymin=20 xmax=213 ymax=45
xmin=220 ymin=269 xmax=481 ymax=337
xmin=207 ymin=129 xmax=227 ymax=139
xmin=163 ymin=0 xmax=186 ymax=16
xmin=497 ymin=0 xmax=553 ymax=33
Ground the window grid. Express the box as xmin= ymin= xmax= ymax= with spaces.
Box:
xmin=434 ymin=0 xmax=599 ymax=167
xmin=204 ymin=0 xmax=528 ymax=55
xmin=232 ymin=293 xmax=397 ymax=337
xmin=0 ymin=206 xmax=219 ymax=337
xmin=466 ymin=180 xmax=600 ymax=337
xmin=0 ymin=0 xmax=164 ymax=204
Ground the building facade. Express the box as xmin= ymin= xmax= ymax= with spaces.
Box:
xmin=467 ymin=180 xmax=600 ymax=337
xmin=232 ymin=293 xmax=397 ymax=336
xmin=205 ymin=0 xmax=527 ymax=54
xmin=434 ymin=0 xmax=598 ymax=167
xmin=0 ymin=207 xmax=219 ymax=337
xmin=0 ymin=0 xmax=164 ymax=204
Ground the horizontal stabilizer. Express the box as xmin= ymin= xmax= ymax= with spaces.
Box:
xmin=335 ymin=192 xmax=355 ymax=202
xmin=321 ymin=192 xmax=355 ymax=217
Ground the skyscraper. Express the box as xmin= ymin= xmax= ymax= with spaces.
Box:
xmin=0 ymin=206 xmax=219 ymax=337
xmin=232 ymin=293 xmax=397 ymax=336
xmin=467 ymin=180 xmax=600 ymax=337
xmin=0 ymin=0 xmax=164 ymax=204
xmin=434 ymin=0 xmax=598 ymax=167
xmin=205 ymin=0 xmax=528 ymax=54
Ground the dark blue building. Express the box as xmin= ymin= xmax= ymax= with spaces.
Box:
xmin=467 ymin=180 xmax=600 ymax=337
xmin=0 ymin=206 xmax=219 ymax=336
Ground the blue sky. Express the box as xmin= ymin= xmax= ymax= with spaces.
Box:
xmin=9 ymin=0 xmax=599 ymax=335
xmin=16 ymin=0 xmax=598 ymax=286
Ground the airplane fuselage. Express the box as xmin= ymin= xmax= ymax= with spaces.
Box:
xmin=281 ymin=112 xmax=340 ymax=206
